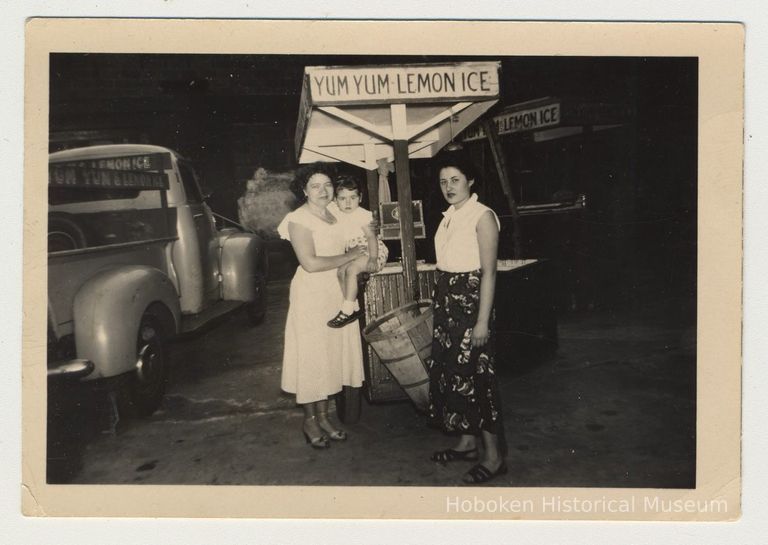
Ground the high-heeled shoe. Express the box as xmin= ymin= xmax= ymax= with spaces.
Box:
xmin=302 ymin=418 xmax=330 ymax=449
xmin=317 ymin=412 xmax=347 ymax=441
xmin=303 ymin=431 xmax=330 ymax=449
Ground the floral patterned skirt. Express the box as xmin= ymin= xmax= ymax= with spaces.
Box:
xmin=427 ymin=269 xmax=503 ymax=435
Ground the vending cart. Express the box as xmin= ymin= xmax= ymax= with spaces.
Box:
xmin=295 ymin=62 xmax=557 ymax=417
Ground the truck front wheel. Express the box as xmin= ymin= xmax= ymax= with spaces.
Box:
xmin=129 ymin=314 xmax=169 ymax=417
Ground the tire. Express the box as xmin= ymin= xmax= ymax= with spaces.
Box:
xmin=128 ymin=314 xmax=169 ymax=417
xmin=336 ymin=386 xmax=362 ymax=424
xmin=246 ymin=271 xmax=267 ymax=325
xmin=247 ymin=251 xmax=269 ymax=326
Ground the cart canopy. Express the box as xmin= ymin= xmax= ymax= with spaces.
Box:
xmin=295 ymin=62 xmax=501 ymax=170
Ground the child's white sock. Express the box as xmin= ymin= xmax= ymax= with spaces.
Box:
xmin=353 ymin=301 xmax=360 ymax=312
xmin=341 ymin=300 xmax=355 ymax=314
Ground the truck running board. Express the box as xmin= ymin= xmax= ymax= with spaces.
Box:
xmin=180 ymin=300 xmax=244 ymax=334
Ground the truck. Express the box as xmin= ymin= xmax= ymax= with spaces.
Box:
xmin=47 ymin=144 xmax=268 ymax=421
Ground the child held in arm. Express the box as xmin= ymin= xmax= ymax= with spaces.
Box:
xmin=327 ymin=176 xmax=389 ymax=328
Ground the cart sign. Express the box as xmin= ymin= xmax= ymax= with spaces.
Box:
xmin=379 ymin=200 xmax=426 ymax=240
xmin=306 ymin=62 xmax=500 ymax=105
xmin=463 ymin=102 xmax=561 ymax=141
xmin=49 ymin=166 xmax=169 ymax=190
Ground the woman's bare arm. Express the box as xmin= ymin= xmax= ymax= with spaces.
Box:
xmin=288 ymin=222 xmax=364 ymax=273
xmin=472 ymin=210 xmax=499 ymax=347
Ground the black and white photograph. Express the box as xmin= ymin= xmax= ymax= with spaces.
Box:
xmin=45 ymin=50 xmax=697 ymax=485
xmin=22 ymin=18 xmax=743 ymax=522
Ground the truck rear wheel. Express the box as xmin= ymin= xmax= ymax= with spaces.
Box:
xmin=246 ymin=269 xmax=268 ymax=326
xmin=129 ymin=314 xmax=168 ymax=417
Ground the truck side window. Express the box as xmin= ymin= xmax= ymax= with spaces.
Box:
xmin=177 ymin=161 xmax=203 ymax=204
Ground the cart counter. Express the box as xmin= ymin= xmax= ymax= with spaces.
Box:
xmin=361 ymin=259 xmax=557 ymax=403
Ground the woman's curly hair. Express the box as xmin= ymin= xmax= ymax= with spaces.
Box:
xmin=291 ymin=162 xmax=338 ymax=201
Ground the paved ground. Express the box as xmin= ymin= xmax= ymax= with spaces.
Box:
xmin=49 ymin=279 xmax=695 ymax=488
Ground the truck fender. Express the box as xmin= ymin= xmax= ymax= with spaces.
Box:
xmin=73 ymin=265 xmax=181 ymax=380
xmin=219 ymin=232 xmax=265 ymax=302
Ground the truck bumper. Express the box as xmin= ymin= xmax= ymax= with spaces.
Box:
xmin=47 ymin=359 xmax=95 ymax=380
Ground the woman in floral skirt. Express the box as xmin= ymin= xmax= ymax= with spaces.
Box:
xmin=427 ymin=151 xmax=507 ymax=484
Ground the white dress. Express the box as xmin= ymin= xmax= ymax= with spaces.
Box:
xmin=277 ymin=207 xmax=364 ymax=403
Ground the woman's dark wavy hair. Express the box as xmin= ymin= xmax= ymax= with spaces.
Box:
xmin=433 ymin=149 xmax=478 ymax=182
xmin=291 ymin=162 xmax=338 ymax=201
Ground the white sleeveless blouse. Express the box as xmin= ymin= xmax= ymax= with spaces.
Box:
xmin=434 ymin=194 xmax=500 ymax=273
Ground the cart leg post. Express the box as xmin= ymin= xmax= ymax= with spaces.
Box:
xmin=483 ymin=117 xmax=523 ymax=258
xmin=390 ymin=103 xmax=419 ymax=302
xmin=366 ymin=168 xmax=379 ymax=222
xmin=393 ymin=139 xmax=419 ymax=302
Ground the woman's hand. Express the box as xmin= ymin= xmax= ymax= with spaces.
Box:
xmin=365 ymin=256 xmax=378 ymax=272
xmin=347 ymin=245 xmax=367 ymax=261
xmin=471 ymin=320 xmax=490 ymax=348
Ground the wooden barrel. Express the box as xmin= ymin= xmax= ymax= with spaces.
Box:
xmin=362 ymin=300 xmax=433 ymax=411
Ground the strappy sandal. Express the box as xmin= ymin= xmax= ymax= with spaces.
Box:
xmin=303 ymin=431 xmax=330 ymax=449
xmin=302 ymin=419 xmax=330 ymax=450
xmin=327 ymin=309 xmax=364 ymax=328
xmin=317 ymin=412 xmax=347 ymax=441
xmin=463 ymin=462 xmax=508 ymax=484
xmin=430 ymin=448 xmax=479 ymax=464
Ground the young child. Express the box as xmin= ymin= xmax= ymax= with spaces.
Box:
xmin=327 ymin=175 xmax=389 ymax=328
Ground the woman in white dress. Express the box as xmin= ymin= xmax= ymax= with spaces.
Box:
xmin=277 ymin=164 xmax=366 ymax=449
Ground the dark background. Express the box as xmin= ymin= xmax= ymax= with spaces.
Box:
xmin=49 ymin=54 xmax=697 ymax=313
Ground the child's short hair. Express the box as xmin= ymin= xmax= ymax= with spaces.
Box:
xmin=334 ymin=175 xmax=362 ymax=196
